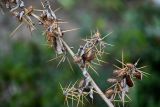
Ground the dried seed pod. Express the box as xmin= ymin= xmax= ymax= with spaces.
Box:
xmin=82 ymin=48 xmax=95 ymax=63
xmin=46 ymin=31 xmax=54 ymax=44
xmin=126 ymin=63 xmax=136 ymax=73
xmin=133 ymin=70 xmax=142 ymax=80
xmin=42 ymin=18 xmax=65 ymax=54
xmin=46 ymin=31 xmax=61 ymax=53
xmin=105 ymin=89 xmax=114 ymax=98
xmin=125 ymin=75 xmax=134 ymax=87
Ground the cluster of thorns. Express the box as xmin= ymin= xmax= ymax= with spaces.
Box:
xmin=105 ymin=55 xmax=149 ymax=106
xmin=60 ymin=79 xmax=95 ymax=107
xmin=0 ymin=0 xmax=149 ymax=107
xmin=60 ymin=31 xmax=113 ymax=106
xmin=0 ymin=0 xmax=70 ymax=55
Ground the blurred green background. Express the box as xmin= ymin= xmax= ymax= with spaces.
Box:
xmin=0 ymin=0 xmax=160 ymax=107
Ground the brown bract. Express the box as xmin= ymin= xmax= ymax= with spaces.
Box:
xmin=82 ymin=48 xmax=95 ymax=63
xmin=77 ymin=31 xmax=105 ymax=68
xmin=41 ymin=18 xmax=65 ymax=54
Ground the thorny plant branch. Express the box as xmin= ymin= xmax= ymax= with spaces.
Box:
xmin=61 ymin=38 xmax=114 ymax=107
xmin=0 ymin=0 xmax=114 ymax=106
xmin=0 ymin=0 xmax=148 ymax=107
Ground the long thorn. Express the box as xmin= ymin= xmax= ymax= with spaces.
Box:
xmin=134 ymin=58 xmax=140 ymax=66
xmin=88 ymin=64 xmax=99 ymax=76
xmin=10 ymin=22 xmax=23 ymax=37
xmin=47 ymin=55 xmax=62 ymax=62
xmin=67 ymin=57 xmax=74 ymax=72
xmin=113 ymin=64 xmax=121 ymax=70
xmin=57 ymin=55 xmax=65 ymax=67
xmin=54 ymin=7 xmax=62 ymax=13
xmin=122 ymin=50 xmax=124 ymax=68
xmin=137 ymin=66 xmax=147 ymax=70
xmin=101 ymin=32 xmax=113 ymax=40
xmin=62 ymin=28 xmax=80 ymax=33
xmin=116 ymin=59 xmax=126 ymax=67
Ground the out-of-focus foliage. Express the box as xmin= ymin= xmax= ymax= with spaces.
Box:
xmin=0 ymin=0 xmax=160 ymax=107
